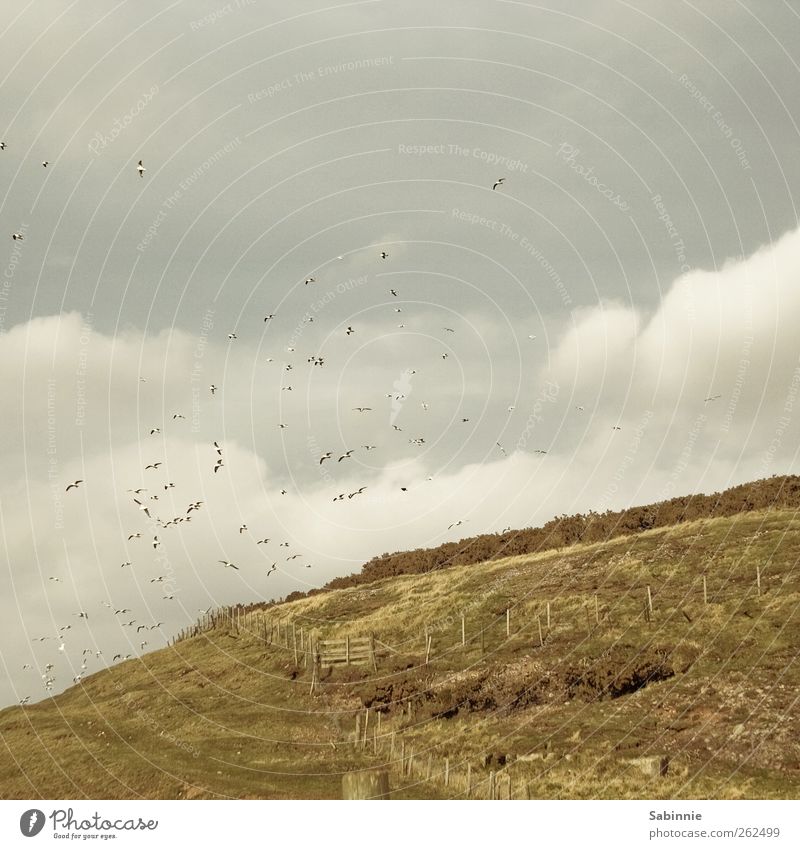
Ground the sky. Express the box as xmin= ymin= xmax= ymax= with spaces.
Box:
xmin=2 ymin=0 xmax=800 ymax=707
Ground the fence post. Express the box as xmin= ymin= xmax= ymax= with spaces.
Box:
xmin=461 ymin=613 xmax=465 ymax=646
xmin=345 ymin=635 xmax=350 ymax=665
xmin=506 ymin=607 xmax=510 ymax=637
xmin=444 ymin=757 xmax=450 ymax=787
xmin=756 ymin=565 xmax=762 ymax=596
xmin=647 ymin=585 xmax=653 ymax=616
xmin=547 ymin=601 xmax=551 ymax=629
xmin=466 ymin=764 xmax=472 ymax=797
xmin=425 ymin=634 xmax=432 ymax=665
xmin=703 ymin=575 xmax=708 ymax=605
xmin=488 ymin=770 xmax=496 ymax=800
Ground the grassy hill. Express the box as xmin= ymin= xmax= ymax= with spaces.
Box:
xmin=2 ymin=503 xmax=799 ymax=799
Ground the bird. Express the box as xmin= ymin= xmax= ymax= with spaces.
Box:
xmin=492 ymin=177 xmax=505 ymax=190
xmin=611 ymin=426 xmax=622 ymax=431
xmin=227 ymin=333 xmax=237 ymax=341
xmin=12 ymin=232 xmax=24 ymax=241
xmin=127 ymin=533 xmax=142 ymax=540
xmin=704 ymin=394 xmax=722 ymax=403
xmin=346 ymin=326 xmax=355 ymax=335
xmin=319 ymin=452 xmax=332 ymax=464
xmin=137 ymin=159 xmax=146 ymax=177
xmin=133 ymin=498 xmax=151 ymax=518
xmin=264 ymin=314 xmax=276 ymax=321
xmin=278 ymin=424 xmax=288 ymax=429
xmin=172 ymin=413 xmax=185 ymax=420
xmin=149 ymin=427 xmax=161 ymax=435
xmin=533 ymin=449 xmax=548 ymax=455
xmin=145 ymin=462 xmax=162 ymax=470
xmin=239 ymin=524 xmax=247 ymax=534
xmin=209 ymin=384 xmax=217 ymax=395
xmin=348 ymin=487 xmax=367 ymax=499
xmin=256 ymin=538 xmax=270 ymax=545
xmin=496 ymin=442 xmax=507 ymax=456
xmin=213 ymin=458 xmax=224 ymax=473
xmin=0 ymin=142 xmax=5 ymax=150
xmin=42 ymin=160 xmax=49 ymax=167
xmin=338 ymin=450 xmax=354 ymax=462
xmin=443 ymin=327 xmax=455 ymax=333
xmin=390 ymin=289 xmax=397 ymax=296
xmin=76 ymin=612 xmax=89 ymax=620
xmin=219 ymin=560 xmax=239 ymax=570
xmin=304 ymin=277 xmax=315 ymax=285
xmin=287 ymin=554 xmax=301 ymax=561
xmin=65 ymin=480 xmax=83 ymax=491
xmin=362 ymin=444 xmax=377 ymax=451
xmin=352 ymin=407 xmax=372 ymax=413
xmin=448 ymin=520 xmax=464 ymax=530
xmin=48 ymin=576 xmax=61 ymax=582
xmin=120 ymin=561 xmax=131 ymax=569
xmin=380 ymin=251 xmax=388 ymax=259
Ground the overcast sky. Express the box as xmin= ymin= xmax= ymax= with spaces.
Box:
xmin=2 ymin=0 xmax=800 ymax=707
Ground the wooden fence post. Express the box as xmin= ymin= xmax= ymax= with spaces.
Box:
xmin=546 ymin=600 xmax=551 ymax=629
xmin=488 ymin=770 xmax=496 ymax=800
xmin=756 ymin=565 xmax=762 ymax=596
xmin=345 ymin=635 xmax=350 ymax=665
xmin=425 ymin=634 xmax=432 ymax=665
xmin=703 ymin=575 xmax=708 ymax=605
xmin=506 ymin=607 xmax=510 ymax=637
xmin=461 ymin=613 xmax=466 ymax=646
xmin=647 ymin=585 xmax=653 ymax=615
xmin=444 ymin=757 xmax=450 ymax=787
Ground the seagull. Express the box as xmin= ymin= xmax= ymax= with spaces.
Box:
xmin=239 ymin=524 xmax=247 ymax=534
xmin=133 ymin=498 xmax=151 ymax=518
xmin=348 ymin=487 xmax=367 ymax=499
xmin=256 ymin=538 xmax=270 ymax=545
xmin=76 ymin=612 xmax=89 ymax=620
xmin=213 ymin=458 xmax=224 ymax=473
xmin=278 ymin=423 xmax=288 ymax=429
xmin=441 ymin=353 xmax=448 ymax=360
xmin=172 ymin=413 xmax=185 ymax=420
xmin=304 ymin=277 xmax=315 ymax=285
xmin=120 ymin=561 xmax=131 ymax=568
xmin=704 ymin=394 xmax=722 ymax=403
xmin=380 ymin=251 xmax=388 ymax=259
xmin=12 ymin=232 xmax=24 ymax=241
xmin=149 ymin=427 xmax=161 ymax=435
xmin=319 ymin=452 xmax=332 ymax=464
xmin=48 ymin=576 xmax=61 ymax=582
xmin=496 ymin=442 xmax=507 ymax=456
xmin=575 ymin=405 xmax=584 ymax=411
xmin=362 ymin=444 xmax=377 ymax=451
xmin=0 ymin=142 xmax=5 ymax=150
xmin=611 ymin=426 xmax=622 ymax=431
xmin=448 ymin=520 xmax=464 ymax=530
xmin=346 ymin=326 xmax=355 ymax=335
xmin=287 ymin=554 xmax=301 ymax=561
xmin=338 ymin=450 xmax=354 ymax=462
xmin=219 ymin=560 xmax=239 ymax=570
xmin=492 ymin=177 xmax=505 ymax=190
xmin=443 ymin=327 xmax=455 ymax=333
xmin=145 ymin=462 xmax=162 ymax=470
xmin=390 ymin=289 xmax=397 ymax=296
xmin=137 ymin=159 xmax=146 ymax=177
xmin=42 ymin=160 xmax=49 ymax=167
xmin=65 ymin=480 xmax=83 ymax=491
xmin=264 ymin=314 xmax=276 ymax=321
xmin=209 ymin=384 xmax=217 ymax=395
xmin=534 ymin=449 xmax=548 ymax=455
xmin=352 ymin=407 xmax=372 ymax=413
xmin=128 ymin=533 xmax=142 ymax=540
xmin=227 ymin=333 xmax=237 ymax=341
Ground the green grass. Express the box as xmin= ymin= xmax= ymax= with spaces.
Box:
xmin=1 ymin=508 xmax=799 ymax=799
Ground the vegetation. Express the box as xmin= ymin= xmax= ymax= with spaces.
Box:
xmin=1 ymin=479 xmax=799 ymax=799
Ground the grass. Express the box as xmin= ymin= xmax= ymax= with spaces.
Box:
xmin=1 ymin=508 xmax=799 ymax=799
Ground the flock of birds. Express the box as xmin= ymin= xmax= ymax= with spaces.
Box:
xmin=11 ymin=149 xmax=727 ymax=707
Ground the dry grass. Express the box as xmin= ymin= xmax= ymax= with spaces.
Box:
xmin=1 ymin=508 xmax=799 ymax=799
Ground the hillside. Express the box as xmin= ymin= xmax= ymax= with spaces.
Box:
xmin=2 ymin=502 xmax=799 ymax=799
xmin=297 ymin=474 xmax=800 ymax=599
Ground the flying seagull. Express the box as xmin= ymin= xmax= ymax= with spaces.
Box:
xmin=219 ymin=560 xmax=239 ymax=570
xmin=492 ymin=177 xmax=505 ymax=190
xmin=137 ymin=160 xmax=146 ymax=177
xmin=65 ymin=480 xmax=83 ymax=491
